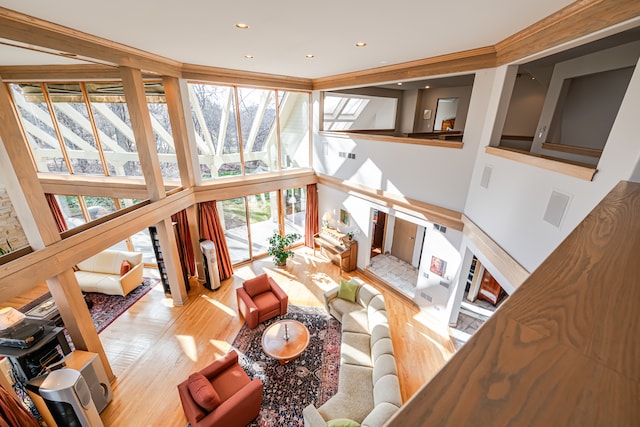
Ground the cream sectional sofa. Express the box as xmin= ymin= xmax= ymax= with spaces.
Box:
xmin=303 ymin=277 xmax=402 ymax=427
xmin=74 ymin=250 xmax=144 ymax=297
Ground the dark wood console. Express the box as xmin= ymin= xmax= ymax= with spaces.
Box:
xmin=313 ymin=228 xmax=358 ymax=272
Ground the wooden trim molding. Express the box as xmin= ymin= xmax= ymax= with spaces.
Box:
xmin=0 ymin=7 xmax=182 ymax=76
xmin=0 ymin=64 xmax=128 ymax=82
xmin=194 ymin=169 xmax=317 ymax=202
xmin=182 ymin=63 xmax=313 ymax=91
xmin=38 ymin=174 xmax=179 ymax=198
xmin=485 ymin=146 xmax=597 ymax=181
xmin=317 ymin=174 xmax=464 ymax=231
xmin=496 ymin=0 xmax=640 ymax=65
xmin=541 ymin=142 xmax=603 ymax=158
xmin=461 ymin=214 xmax=530 ymax=290
xmin=313 ymin=46 xmax=496 ymax=91
xmin=319 ymin=131 xmax=464 ymax=149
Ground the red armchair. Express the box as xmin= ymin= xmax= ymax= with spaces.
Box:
xmin=177 ymin=350 xmax=263 ymax=427
xmin=236 ymin=273 xmax=288 ymax=329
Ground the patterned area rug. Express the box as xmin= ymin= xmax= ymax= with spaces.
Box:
xmin=19 ymin=277 xmax=158 ymax=333
xmin=231 ymin=305 xmax=341 ymax=427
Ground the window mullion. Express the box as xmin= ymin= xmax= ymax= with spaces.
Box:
xmin=275 ymin=89 xmax=282 ymax=170
xmin=233 ymin=86 xmax=246 ymax=176
xmin=41 ymin=83 xmax=74 ymax=174
xmin=80 ymin=82 xmax=110 ymax=176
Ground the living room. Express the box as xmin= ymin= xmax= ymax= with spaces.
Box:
xmin=1 ymin=1 xmax=640 ymax=426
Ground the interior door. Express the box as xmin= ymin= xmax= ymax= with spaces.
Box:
xmin=391 ymin=217 xmax=417 ymax=265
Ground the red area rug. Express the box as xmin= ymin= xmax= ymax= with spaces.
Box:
xmin=231 ymin=305 xmax=341 ymax=427
xmin=19 ymin=277 xmax=158 ymax=333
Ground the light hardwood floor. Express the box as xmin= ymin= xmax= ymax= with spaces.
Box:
xmin=5 ymin=247 xmax=455 ymax=426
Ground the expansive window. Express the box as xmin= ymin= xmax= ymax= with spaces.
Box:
xmin=188 ymin=83 xmax=310 ymax=180
xmin=216 ymin=186 xmax=308 ymax=266
xmin=219 ymin=198 xmax=250 ymax=264
xmin=283 ymin=187 xmax=306 ymax=243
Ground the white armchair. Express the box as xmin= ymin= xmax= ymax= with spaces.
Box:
xmin=74 ymin=250 xmax=144 ymax=296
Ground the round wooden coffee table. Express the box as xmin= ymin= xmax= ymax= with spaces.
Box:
xmin=261 ymin=320 xmax=310 ymax=364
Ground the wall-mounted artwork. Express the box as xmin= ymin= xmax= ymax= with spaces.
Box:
xmin=340 ymin=209 xmax=350 ymax=225
xmin=430 ymin=255 xmax=447 ymax=277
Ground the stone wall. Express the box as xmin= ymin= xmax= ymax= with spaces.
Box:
xmin=0 ymin=185 xmax=29 ymax=253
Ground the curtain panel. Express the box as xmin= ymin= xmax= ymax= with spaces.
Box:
xmin=198 ymin=201 xmax=233 ymax=281
xmin=45 ymin=193 xmax=68 ymax=232
xmin=171 ymin=210 xmax=196 ymax=277
xmin=305 ymin=184 xmax=318 ymax=248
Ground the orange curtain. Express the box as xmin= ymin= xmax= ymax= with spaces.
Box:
xmin=0 ymin=384 xmax=40 ymax=427
xmin=170 ymin=210 xmax=196 ymax=277
xmin=305 ymin=184 xmax=318 ymax=248
xmin=45 ymin=193 xmax=68 ymax=232
xmin=198 ymin=201 xmax=233 ymax=281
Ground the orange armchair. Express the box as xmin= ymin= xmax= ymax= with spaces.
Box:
xmin=178 ymin=350 xmax=263 ymax=427
xmin=236 ymin=273 xmax=288 ymax=329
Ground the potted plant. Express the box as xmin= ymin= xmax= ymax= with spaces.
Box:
xmin=267 ymin=231 xmax=301 ymax=267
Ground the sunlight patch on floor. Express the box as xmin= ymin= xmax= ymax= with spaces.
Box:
xmin=201 ymin=294 xmax=236 ymax=317
xmin=176 ymin=334 xmax=198 ymax=362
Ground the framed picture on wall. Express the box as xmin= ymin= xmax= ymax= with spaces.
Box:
xmin=430 ymin=256 xmax=447 ymax=277
xmin=340 ymin=209 xmax=350 ymax=225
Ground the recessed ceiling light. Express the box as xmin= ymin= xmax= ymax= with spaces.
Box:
xmin=397 ymin=83 xmax=403 ymax=86
xmin=245 ymin=54 xmax=254 ymax=59
xmin=355 ymin=42 xmax=367 ymax=47
xmin=235 ymin=23 xmax=249 ymax=29
xmin=424 ymin=85 xmax=430 ymax=89
xmin=305 ymin=54 xmax=315 ymax=59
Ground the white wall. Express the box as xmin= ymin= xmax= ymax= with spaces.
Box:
xmin=464 ymin=54 xmax=640 ymax=272
xmin=314 ymin=69 xmax=495 ymax=213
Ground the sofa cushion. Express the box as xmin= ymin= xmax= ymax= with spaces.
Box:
xmin=329 ymin=297 xmax=362 ymax=321
xmin=252 ymin=291 xmax=280 ymax=313
xmin=77 ymin=250 xmax=141 ymax=275
xmin=120 ymin=260 xmax=132 ymax=276
xmin=187 ymin=372 xmax=221 ymax=412
xmin=371 ymin=338 xmax=394 ymax=364
xmin=342 ymin=310 xmax=369 ymax=335
xmin=372 ymin=354 xmax=398 ymax=384
xmin=75 ymin=271 xmax=126 ymax=296
xmin=355 ymin=284 xmax=378 ymax=308
xmin=319 ymin=364 xmax=373 ymax=423
xmin=370 ymin=323 xmax=391 ymax=344
xmin=338 ymin=279 xmax=358 ymax=302
xmin=328 ymin=418 xmax=361 ymax=427
xmin=341 ymin=332 xmax=372 ymax=367
xmin=243 ymin=274 xmax=272 ymax=297
xmin=361 ymin=402 xmax=399 ymax=427
xmin=210 ymin=363 xmax=250 ymax=402
xmin=373 ymin=375 xmax=402 ymax=408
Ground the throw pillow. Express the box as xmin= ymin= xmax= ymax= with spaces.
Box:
xmin=337 ymin=279 xmax=358 ymax=302
xmin=327 ymin=419 xmax=361 ymax=427
xmin=187 ymin=372 xmax=221 ymax=412
xmin=120 ymin=260 xmax=132 ymax=276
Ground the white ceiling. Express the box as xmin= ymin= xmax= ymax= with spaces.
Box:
xmin=0 ymin=0 xmax=575 ymax=79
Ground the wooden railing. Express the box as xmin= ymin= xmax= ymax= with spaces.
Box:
xmin=386 ymin=180 xmax=640 ymax=426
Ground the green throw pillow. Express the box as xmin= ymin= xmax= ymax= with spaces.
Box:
xmin=337 ymin=279 xmax=358 ymax=302
xmin=327 ymin=419 xmax=360 ymax=427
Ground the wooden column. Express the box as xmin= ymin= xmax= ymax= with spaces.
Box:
xmin=122 ymin=67 xmax=187 ymax=304
xmin=163 ymin=76 xmax=204 ymax=278
xmin=120 ymin=67 xmax=165 ymax=202
xmin=0 ymin=78 xmax=60 ymax=248
xmin=46 ymin=270 xmax=114 ymax=380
